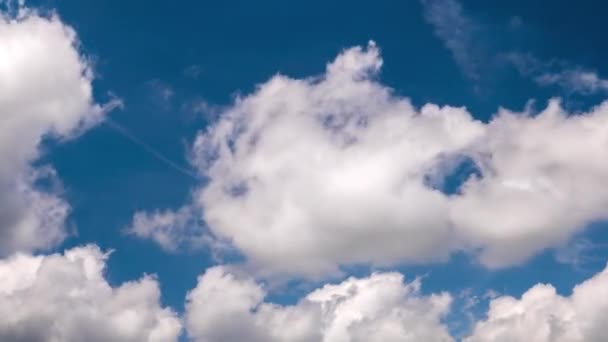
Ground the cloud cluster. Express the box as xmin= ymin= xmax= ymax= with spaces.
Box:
xmin=185 ymin=266 xmax=453 ymax=342
xmin=2 ymin=244 xmax=608 ymax=342
xmin=131 ymin=42 xmax=608 ymax=278
xmin=186 ymin=262 xmax=608 ymax=342
xmin=7 ymin=1 xmax=608 ymax=339
xmin=0 ymin=8 xmax=113 ymax=255
xmin=0 ymin=246 xmax=182 ymax=341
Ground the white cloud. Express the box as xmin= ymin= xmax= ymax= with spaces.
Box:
xmin=185 ymin=266 xmax=453 ymax=342
xmin=0 ymin=7 xmax=115 ymax=254
xmin=191 ymin=42 xmax=485 ymax=277
xmin=465 ymin=263 xmax=608 ymax=342
xmin=0 ymin=245 xmax=182 ymax=342
xmin=125 ymin=205 xmax=232 ymax=259
xmin=451 ymin=99 xmax=608 ymax=267
xmin=128 ymin=206 xmax=200 ymax=252
xmin=132 ymin=42 xmax=608 ymax=278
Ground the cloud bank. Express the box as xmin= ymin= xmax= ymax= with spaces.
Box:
xmin=185 ymin=263 xmax=608 ymax=342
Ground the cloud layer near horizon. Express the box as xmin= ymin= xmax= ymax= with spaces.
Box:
xmin=2 ymin=244 xmax=608 ymax=342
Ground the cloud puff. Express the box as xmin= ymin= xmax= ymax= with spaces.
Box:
xmin=0 ymin=8 xmax=114 ymax=254
xmin=451 ymin=99 xmax=608 ymax=267
xmin=0 ymin=245 xmax=182 ymax=342
xmin=185 ymin=266 xmax=453 ymax=342
xmin=131 ymin=42 xmax=608 ymax=278
xmin=465 ymin=263 xmax=608 ymax=342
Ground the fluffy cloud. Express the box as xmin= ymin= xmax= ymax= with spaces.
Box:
xmin=451 ymin=100 xmax=608 ymax=267
xmin=185 ymin=266 xmax=453 ymax=342
xmin=0 ymin=7 xmax=114 ymax=254
xmin=189 ymin=42 xmax=484 ymax=277
xmin=131 ymin=42 xmax=608 ymax=278
xmin=465 ymin=263 xmax=608 ymax=341
xmin=128 ymin=206 xmax=201 ymax=252
xmin=0 ymin=245 xmax=182 ymax=341
xmin=126 ymin=206 xmax=230 ymax=257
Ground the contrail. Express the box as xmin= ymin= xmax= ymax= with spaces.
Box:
xmin=103 ymin=118 xmax=199 ymax=180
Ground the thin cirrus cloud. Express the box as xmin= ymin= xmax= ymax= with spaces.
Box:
xmin=129 ymin=42 xmax=608 ymax=278
xmin=419 ymin=0 xmax=485 ymax=81
xmin=421 ymin=0 xmax=608 ymax=96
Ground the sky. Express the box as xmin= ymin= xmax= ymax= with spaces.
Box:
xmin=2 ymin=0 xmax=608 ymax=341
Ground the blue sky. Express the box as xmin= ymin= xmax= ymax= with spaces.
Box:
xmin=3 ymin=0 xmax=608 ymax=341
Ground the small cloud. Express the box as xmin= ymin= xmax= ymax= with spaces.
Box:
xmin=180 ymin=98 xmax=224 ymax=124
xmin=554 ymin=238 xmax=596 ymax=270
xmin=508 ymin=16 xmax=523 ymax=30
xmin=146 ymin=79 xmax=174 ymax=102
xmin=504 ymin=52 xmax=608 ymax=95
xmin=536 ymin=69 xmax=608 ymax=95
xmin=183 ymin=64 xmax=203 ymax=79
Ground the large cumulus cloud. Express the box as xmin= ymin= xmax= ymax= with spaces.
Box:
xmin=130 ymin=42 xmax=608 ymax=278
xmin=0 ymin=7 xmax=117 ymax=254
xmin=0 ymin=245 xmax=182 ymax=341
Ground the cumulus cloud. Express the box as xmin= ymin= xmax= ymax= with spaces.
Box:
xmin=0 ymin=245 xmax=182 ymax=341
xmin=191 ymin=42 xmax=485 ymax=277
xmin=465 ymin=263 xmax=608 ymax=342
xmin=185 ymin=266 xmax=453 ymax=342
xmin=131 ymin=42 xmax=608 ymax=278
xmin=0 ymin=7 xmax=115 ymax=254
xmin=451 ymin=99 xmax=608 ymax=267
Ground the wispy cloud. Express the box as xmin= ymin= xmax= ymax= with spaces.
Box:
xmin=145 ymin=79 xmax=174 ymax=109
xmin=420 ymin=0 xmax=483 ymax=80
xmin=536 ymin=69 xmax=608 ymax=95
xmin=183 ymin=64 xmax=203 ymax=79
xmin=505 ymin=52 xmax=608 ymax=95
xmin=421 ymin=0 xmax=608 ymax=96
